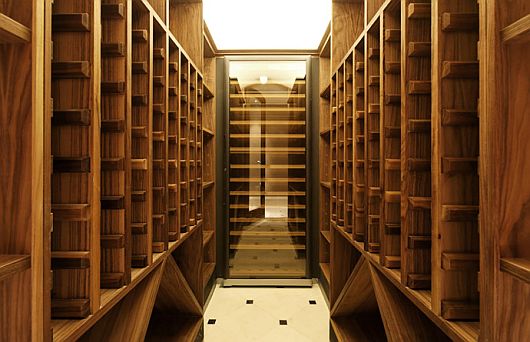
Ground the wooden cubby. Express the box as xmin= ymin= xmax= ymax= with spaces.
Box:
xmin=480 ymin=1 xmax=530 ymax=340
xmin=365 ymin=19 xmax=381 ymax=254
xmin=379 ymin=1 xmax=401 ymax=270
xmin=100 ymin=0 xmax=132 ymax=289
xmin=432 ymin=0 xmax=480 ymax=320
xmin=401 ymin=0 xmax=433 ymax=290
xmin=50 ymin=0 xmax=101 ymax=318
xmin=167 ymin=38 xmax=179 ymax=242
xmin=0 ymin=0 xmax=48 ymax=339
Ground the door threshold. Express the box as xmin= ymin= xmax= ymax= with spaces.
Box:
xmin=222 ymin=278 xmax=315 ymax=287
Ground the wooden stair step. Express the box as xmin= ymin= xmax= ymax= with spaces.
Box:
xmin=442 ymin=13 xmax=478 ymax=31
xmin=385 ymin=62 xmax=400 ymax=74
xmin=52 ymin=109 xmax=91 ymax=126
xmin=408 ymin=197 xmax=431 ymax=210
xmin=409 ymin=81 xmax=431 ymax=95
xmin=52 ymin=61 xmax=90 ymax=78
xmin=500 ymin=258 xmax=530 ymax=284
xmin=132 ymin=29 xmax=148 ymax=42
xmin=384 ymin=126 xmax=400 ymax=138
xmin=131 ymin=191 xmax=146 ymax=202
xmin=51 ymin=299 xmax=90 ymax=319
xmin=102 ymin=157 xmax=125 ymax=171
xmin=442 ymin=61 xmax=479 ymax=78
xmin=52 ymin=13 xmax=90 ymax=32
xmin=101 ymin=42 xmax=125 ymax=57
xmin=384 ymin=191 xmax=400 ymax=203
xmin=131 ymin=158 xmax=147 ymax=170
xmin=132 ymin=61 xmax=148 ymax=74
xmin=101 ymin=3 xmax=124 ymax=19
xmin=153 ymin=48 xmax=165 ymax=59
xmin=53 ymin=157 xmax=90 ymax=173
xmin=408 ymin=3 xmax=430 ymax=19
xmin=132 ymin=126 xmax=148 ymax=138
xmin=101 ymin=235 xmax=125 ymax=249
xmin=101 ymin=272 xmax=126 ymax=288
xmin=385 ymin=29 xmax=400 ymax=42
xmin=385 ymin=159 xmax=400 ymax=171
xmin=441 ymin=301 xmax=479 ymax=320
xmin=409 ymin=119 xmax=431 ymax=133
xmin=132 ymin=255 xmax=148 ymax=268
xmin=102 ymin=81 xmax=125 ymax=94
xmin=408 ymin=235 xmax=431 ymax=249
xmin=153 ymin=76 xmax=165 ymax=87
xmin=383 ymin=256 xmax=401 ymax=269
xmin=441 ymin=205 xmax=479 ymax=221
xmin=408 ymin=158 xmax=431 ymax=171
xmin=51 ymin=204 xmax=90 ymax=221
xmin=385 ymin=94 xmax=400 ymax=105
xmin=132 ymin=94 xmax=148 ymax=106
xmin=407 ymin=274 xmax=431 ymax=289
xmin=101 ymin=119 xmax=125 ymax=132
xmin=101 ymin=196 xmax=125 ymax=210
xmin=0 ymin=255 xmax=31 ymax=282
xmin=408 ymin=42 xmax=431 ymax=57
xmin=442 ymin=253 xmax=479 ymax=271
xmin=441 ymin=157 xmax=478 ymax=174
xmin=442 ymin=109 xmax=478 ymax=126
xmin=384 ymin=224 xmax=401 ymax=235
xmin=131 ymin=223 xmax=147 ymax=234
xmin=51 ymin=251 xmax=90 ymax=269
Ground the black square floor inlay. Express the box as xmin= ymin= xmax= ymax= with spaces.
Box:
xmin=207 ymin=319 xmax=216 ymax=325
xmin=279 ymin=320 xmax=288 ymax=326
xmin=246 ymin=299 xmax=253 ymax=304
xmin=309 ymin=300 xmax=317 ymax=305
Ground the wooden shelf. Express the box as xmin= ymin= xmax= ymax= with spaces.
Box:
xmin=0 ymin=255 xmax=31 ymax=282
xmin=500 ymin=258 xmax=530 ymax=283
xmin=0 ymin=12 xmax=31 ymax=43
xmin=230 ymin=244 xmax=306 ymax=250
xmin=230 ymin=231 xmax=306 ymax=237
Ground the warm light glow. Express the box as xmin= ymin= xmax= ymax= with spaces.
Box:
xmin=259 ymin=75 xmax=268 ymax=84
xmin=204 ymin=0 xmax=331 ymax=50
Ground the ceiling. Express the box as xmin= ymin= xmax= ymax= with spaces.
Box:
xmin=203 ymin=0 xmax=331 ymax=51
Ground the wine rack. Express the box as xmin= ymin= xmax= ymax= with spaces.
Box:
xmin=50 ymin=0 xmax=101 ymax=318
xmin=100 ymin=0 xmax=132 ymax=289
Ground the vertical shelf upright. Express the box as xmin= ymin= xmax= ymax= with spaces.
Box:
xmin=0 ymin=0 xmax=47 ymax=338
xmin=151 ymin=20 xmax=168 ymax=253
xmin=432 ymin=0 xmax=480 ymax=320
xmin=344 ymin=55 xmax=354 ymax=236
xmin=50 ymin=0 xmax=101 ymax=317
xmin=353 ymin=38 xmax=366 ymax=243
xmin=188 ymin=67 xmax=198 ymax=230
xmin=167 ymin=39 xmax=180 ymax=242
xmin=379 ymin=2 xmax=401 ymax=269
xmin=337 ymin=66 xmax=345 ymax=231
xmin=330 ymin=75 xmax=338 ymax=230
xmin=100 ymin=0 xmax=132 ymax=288
xmin=401 ymin=0 xmax=433 ymax=290
xmin=130 ymin=2 xmax=152 ymax=268
xmin=365 ymin=20 xmax=381 ymax=253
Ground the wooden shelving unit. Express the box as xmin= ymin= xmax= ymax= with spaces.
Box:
xmin=51 ymin=0 xmax=101 ymax=318
xmin=323 ymin=0 xmax=516 ymax=340
xmin=100 ymin=0 xmax=132 ymax=289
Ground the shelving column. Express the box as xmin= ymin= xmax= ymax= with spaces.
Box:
xmin=432 ymin=0 xmax=480 ymax=320
xmin=400 ymin=0 xmax=433 ymax=290
xmin=50 ymin=0 xmax=101 ymax=318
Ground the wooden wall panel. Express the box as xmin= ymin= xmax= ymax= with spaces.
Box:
xmin=332 ymin=0 xmax=364 ymax=71
xmin=169 ymin=1 xmax=203 ymax=71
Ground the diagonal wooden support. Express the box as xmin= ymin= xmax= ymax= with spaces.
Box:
xmin=369 ymin=264 xmax=450 ymax=342
xmin=331 ymin=256 xmax=379 ymax=316
xmin=78 ymin=260 xmax=166 ymax=341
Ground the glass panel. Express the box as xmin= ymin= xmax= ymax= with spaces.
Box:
xmin=228 ymin=60 xmax=307 ymax=278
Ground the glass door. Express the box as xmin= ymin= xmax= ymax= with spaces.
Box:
xmin=227 ymin=60 xmax=308 ymax=278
